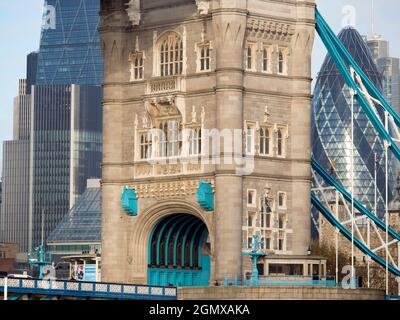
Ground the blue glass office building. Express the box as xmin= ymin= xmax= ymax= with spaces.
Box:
xmin=28 ymin=0 xmax=103 ymax=250
xmin=312 ymin=27 xmax=396 ymax=216
xmin=36 ymin=0 xmax=103 ymax=85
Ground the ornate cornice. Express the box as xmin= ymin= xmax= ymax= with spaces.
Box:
xmin=247 ymin=19 xmax=295 ymax=42
xmin=130 ymin=178 xmax=215 ymax=199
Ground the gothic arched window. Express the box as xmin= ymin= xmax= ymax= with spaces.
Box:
xmin=189 ymin=128 xmax=202 ymax=155
xmin=159 ymin=33 xmax=183 ymax=77
xmin=277 ymin=128 xmax=284 ymax=156
xmin=157 ymin=120 xmax=183 ymax=157
xmin=259 ymin=127 xmax=271 ymax=156
xmin=140 ymin=132 xmax=152 ymax=159
xmin=129 ymin=52 xmax=144 ymax=81
xmin=278 ymin=48 xmax=288 ymax=75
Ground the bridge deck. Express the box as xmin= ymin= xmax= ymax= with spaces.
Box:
xmin=0 ymin=278 xmax=177 ymax=300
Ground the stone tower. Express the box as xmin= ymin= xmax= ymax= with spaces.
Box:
xmin=100 ymin=0 xmax=315 ymax=285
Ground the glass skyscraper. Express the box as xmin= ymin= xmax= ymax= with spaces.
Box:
xmin=312 ymin=27 xmax=396 ymax=216
xmin=28 ymin=0 xmax=103 ymax=250
xmin=30 ymin=84 xmax=102 ymax=250
xmin=36 ymin=0 xmax=103 ymax=85
xmin=1 ymin=1 xmax=103 ymax=252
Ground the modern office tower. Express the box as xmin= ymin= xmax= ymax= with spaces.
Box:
xmin=312 ymin=27 xmax=396 ymax=217
xmin=13 ymin=80 xmax=32 ymax=140
xmin=36 ymin=0 xmax=103 ymax=85
xmin=0 ymin=76 xmax=33 ymax=252
xmin=29 ymin=84 xmax=102 ymax=249
xmin=26 ymin=52 xmax=38 ymax=95
xmin=1 ymin=141 xmax=31 ymax=252
xmin=1 ymin=1 xmax=103 ymax=252
xmin=47 ymin=179 xmax=101 ymax=256
xmin=367 ymin=36 xmax=400 ymax=115
xmin=367 ymin=36 xmax=389 ymax=60
xmin=0 ymin=181 xmax=2 ymax=228
xmin=1 ymin=59 xmax=34 ymax=252
xmin=26 ymin=0 xmax=103 ymax=250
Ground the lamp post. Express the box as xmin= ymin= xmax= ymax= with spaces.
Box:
xmin=242 ymin=234 xmax=268 ymax=286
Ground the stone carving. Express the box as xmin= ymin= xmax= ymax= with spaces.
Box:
xmin=142 ymin=113 xmax=148 ymax=128
xmin=186 ymin=163 xmax=202 ymax=173
xmin=191 ymin=106 xmax=197 ymax=124
xmin=201 ymin=107 xmax=206 ymax=124
xmin=247 ymin=19 xmax=295 ymax=42
xmin=145 ymin=96 xmax=181 ymax=118
xmin=264 ymin=106 xmax=271 ymax=123
xmin=131 ymin=179 xmax=215 ymax=199
xmin=156 ymin=164 xmax=182 ymax=176
xmin=126 ymin=0 xmax=141 ymax=26
xmin=134 ymin=114 xmax=139 ymax=128
xmin=196 ymin=0 xmax=210 ymax=16
xmin=135 ymin=164 xmax=153 ymax=178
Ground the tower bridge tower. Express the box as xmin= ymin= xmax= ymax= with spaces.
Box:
xmin=99 ymin=0 xmax=315 ymax=286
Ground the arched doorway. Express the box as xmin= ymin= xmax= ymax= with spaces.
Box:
xmin=148 ymin=214 xmax=210 ymax=287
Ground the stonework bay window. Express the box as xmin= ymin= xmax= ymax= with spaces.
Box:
xmin=157 ymin=120 xmax=183 ymax=158
xmin=159 ymin=33 xmax=183 ymax=77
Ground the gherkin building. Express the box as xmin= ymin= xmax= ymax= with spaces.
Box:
xmin=312 ymin=27 xmax=396 ymax=217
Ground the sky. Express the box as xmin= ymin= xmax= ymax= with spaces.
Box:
xmin=0 ymin=0 xmax=399 ymax=174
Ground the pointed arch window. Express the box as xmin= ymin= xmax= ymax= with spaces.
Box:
xmin=276 ymin=128 xmax=285 ymax=157
xmin=156 ymin=120 xmax=183 ymax=158
xmin=159 ymin=33 xmax=183 ymax=77
xmin=246 ymin=124 xmax=255 ymax=155
xmin=129 ymin=52 xmax=144 ymax=81
xmin=259 ymin=127 xmax=272 ymax=156
xmin=262 ymin=46 xmax=271 ymax=73
xmin=189 ymin=128 xmax=202 ymax=155
xmin=245 ymin=43 xmax=256 ymax=71
xmin=278 ymin=48 xmax=288 ymax=75
xmin=140 ymin=132 xmax=152 ymax=159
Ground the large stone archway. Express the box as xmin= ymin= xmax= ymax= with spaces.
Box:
xmin=148 ymin=214 xmax=210 ymax=287
xmin=126 ymin=200 xmax=214 ymax=285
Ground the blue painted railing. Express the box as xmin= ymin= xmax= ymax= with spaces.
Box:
xmin=223 ymin=275 xmax=338 ymax=287
xmin=0 ymin=278 xmax=177 ymax=300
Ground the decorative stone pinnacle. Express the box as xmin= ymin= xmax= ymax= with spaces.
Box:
xmin=126 ymin=0 xmax=141 ymax=26
xmin=196 ymin=0 xmax=210 ymax=16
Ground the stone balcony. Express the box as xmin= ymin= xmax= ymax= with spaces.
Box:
xmin=146 ymin=76 xmax=186 ymax=95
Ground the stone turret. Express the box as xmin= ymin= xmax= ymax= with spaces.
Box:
xmin=99 ymin=0 xmax=316 ymax=286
